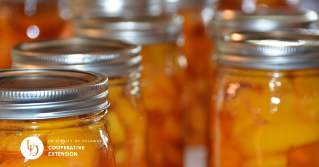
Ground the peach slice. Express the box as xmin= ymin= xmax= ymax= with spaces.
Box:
xmin=106 ymin=112 xmax=126 ymax=145
xmin=239 ymin=124 xmax=319 ymax=157
xmin=242 ymin=154 xmax=287 ymax=167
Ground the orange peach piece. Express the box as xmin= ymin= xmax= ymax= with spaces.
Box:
xmin=114 ymin=146 xmax=129 ymax=166
xmin=129 ymin=131 xmax=147 ymax=166
xmin=232 ymin=116 xmax=256 ymax=137
xmin=293 ymin=76 xmax=319 ymax=97
xmin=239 ymin=124 xmax=319 ymax=157
xmin=164 ymin=144 xmax=183 ymax=167
xmin=215 ymin=144 xmax=241 ymax=167
xmin=293 ymin=91 xmax=319 ymax=123
xmin=218 ymin=112 xmax=234 ymax=141
xmin=140 ymin=75 xmax=176 ymax=113
xmin=224 ymin=80 xmax=300 ymax=123
xmin=225 ymin=88 xmax=263 ymax=119
xmin=242 ymin=154 xmax=287 ymax=167
xmin=288 ymin=141 xmax=319 ymax=167
xmin=113 ymin=98 xmax=141 ymax=126
xmin=256 ymin=92 xmax=301 ymax=123
xmin=163 ymin=117 xmax=182 ymax=142
xmin=108 ymin=85 xmax=123 ymax=102
xmin=105 ymin=112 xmax=126 ymax=145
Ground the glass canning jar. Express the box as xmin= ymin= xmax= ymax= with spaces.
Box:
xmin=0 ymin=0 xmax=73 ymax=70
xmin=0 ymin=68 xmax=115 ymax=167
xmin=209 ymin=30 xmax=319 ymax=167
xmin=76 ymin=14 xmax=186 ymax=167
xmin=164 ymin=0 xmax=216 ymax=166
xmin=12 ymin=38 xmax=147 ymax=167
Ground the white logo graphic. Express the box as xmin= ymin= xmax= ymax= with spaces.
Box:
xmin=21 ymin=137 xmax=44 ymax=159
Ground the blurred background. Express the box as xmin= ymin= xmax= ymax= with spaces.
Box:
xmin=1 ymin=0 xmax=319 ymax=167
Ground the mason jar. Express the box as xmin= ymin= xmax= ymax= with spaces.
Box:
xmin=12 ymin=38 xmax=147 ymax=167
xmin=76 ymin=14 xmax=185 ymax=167
xmin=164 ymin=0 xmax=216 ymax=166
xmin=0 ymin=0 xmax=73 ymax=69
xmin=210 ymin=30 xmax=319 ymax=167
xmin=0 ymin=68 xmax=115 ymax=166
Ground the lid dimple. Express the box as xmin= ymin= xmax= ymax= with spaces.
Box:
xmin=217 ymin=29 xmax=319 ymax=70
xmin=0 ymin=68 xmax=109 ymax=120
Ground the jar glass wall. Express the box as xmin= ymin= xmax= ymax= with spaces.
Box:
xmin=139 ymin=42 xmax=185 ymax=167
xmin=0 ymin=0 xmax=72 ymax=69
xmin=0 ymin=111 xmax=115 ymax=167
xmin=209 ymin=66 xmax=319 ymax=167
xmin=107 ymin=73 xmax=147 ymax=167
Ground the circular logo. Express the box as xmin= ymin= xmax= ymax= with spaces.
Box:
xmin=20 ymin=137 xmax=44 ymax=159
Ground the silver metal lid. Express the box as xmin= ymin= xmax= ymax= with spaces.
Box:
xmin=68 ymin=0 xmax=163 ymax=18
xmin=211 ymin=8 xmax=318 ymax=36
xmin=0 ymin=68 xmax=109 ymax=120
xmin=165 ymin=0 xmax=216 ymax=10
xmin=217 ymin=29 xmax=319 ymax=70
xmin=76 ymin=13 xmax=183 ymax=45
xmin=12 ymin=38 xmax=142 ymax=78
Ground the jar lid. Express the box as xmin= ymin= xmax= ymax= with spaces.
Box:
xmin=165 ymin=0 xmax=216 ymax=9
xmin=211 ymin=8 xmax=318 ymax=36
xmin=12 ymin=38 xmax=142 ymax=78
xmin=76 ymin=13 xmax=183 ymax=45
xmin=217 ymin=29 xmax=319 ymax=70
xmin=0 ymin=68 xmax=109 ymax=120
xmin=68 ymin=0 xmax=163 ymax=17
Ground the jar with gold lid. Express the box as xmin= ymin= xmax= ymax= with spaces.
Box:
xmin=0 ymin=68 xmax=115 ymax=166
xmin=76 ymin=13 xmax=185 ymax=167
xmin=12 ymin=38 xmax=147 ymax=167
xmin=210 ymin=30 xmax=319 ymax=167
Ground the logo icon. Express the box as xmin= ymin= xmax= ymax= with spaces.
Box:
xmin=21 ymin=137 xmax=44 ymax=159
